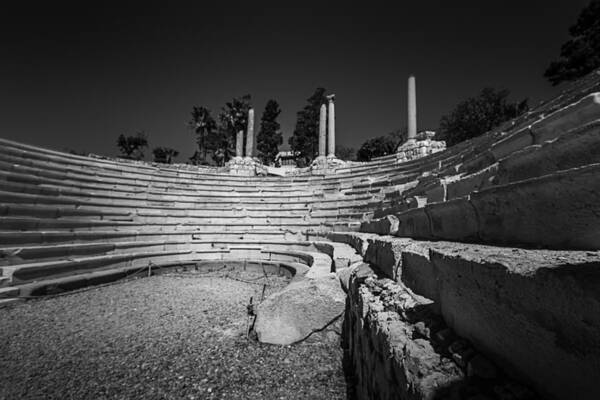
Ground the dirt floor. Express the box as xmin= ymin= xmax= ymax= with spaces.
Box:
xmin=0 ymin=270 xmax=349 ymax=399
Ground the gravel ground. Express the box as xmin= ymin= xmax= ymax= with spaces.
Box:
xmin=0 ymin=271 xmax=348 ymax=400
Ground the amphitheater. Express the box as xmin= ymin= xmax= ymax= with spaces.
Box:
xmin=1 ymin=69 xmax=600 ymax=400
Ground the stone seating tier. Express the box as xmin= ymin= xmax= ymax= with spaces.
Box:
xmin=2 ymin=68 xmax=600 ymax=400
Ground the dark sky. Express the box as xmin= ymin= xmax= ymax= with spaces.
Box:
xmin=0 ymin=1 xmax=590 ymax=161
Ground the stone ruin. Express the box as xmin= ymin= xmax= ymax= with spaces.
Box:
xmin=1 ymin=69 xmax=600 ymax=399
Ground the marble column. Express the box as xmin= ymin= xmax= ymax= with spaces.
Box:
xmin=408 ymin=75 xmax=417 ymax=141
xmin=327 ymin=94 xmax=335 ymax=157
xmin=236 ymin=130 xmax=244 ymax=158
xmin=319 ymin=103 xmax=327 ymax=158
xmin=245 ymin=108 xmax=254 ymax=157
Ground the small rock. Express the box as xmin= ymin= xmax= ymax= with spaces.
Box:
xmin=451 ymin=347 xmax=475 ymax=368
xmin=412 ymin=322 xmax=430 ymax=339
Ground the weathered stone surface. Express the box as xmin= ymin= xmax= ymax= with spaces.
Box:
xmin=445 ymin=163 xmax=498 ymax=200
xmin=359 ymin=214 xmax=399 ymax=235
xmin=395 ymin=207 xmax=431 ymax=239
xmin=471 ymin=163 xmax=600 ymax=249
xmin=330 ymin=232 xmax=600 ymax=400
xmin=530 ymin=92 xmax=600 ymax=144
xmin=429 ymin=243 xmax=600 ymax=400
xmin=363 ymin=236 xmax=411 ymax=280
xmin=427 ymin=197 xmax=478 ymax=241
xmin=492 ymin=120 xmax=600 ymax=186
xmin=489 ymin=128 xmax=534 ymax=161
xmin=254 ymin=275 xmax=345 ymax=345
xmin=362 ymin=162 xmax=600 ymax=250
xmin=344 ymin=273 xmax=466 ymax=400
xmin=325 ymin=231 xmax=373 ymax=256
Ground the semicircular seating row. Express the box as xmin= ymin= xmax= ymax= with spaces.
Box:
xmin=1 ymin=68 xmax=600 ymax=303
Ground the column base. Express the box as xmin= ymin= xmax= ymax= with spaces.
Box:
xmin=310 ymin=155 xmax=346 ymax=174
xmin=227 ymin=157 xmax=264 ymax=176
xmin=396 ymin=131 xmax=446 ymax=163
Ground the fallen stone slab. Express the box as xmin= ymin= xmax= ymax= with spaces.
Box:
xmin=254 ymin=275 xmax=345 ymax=345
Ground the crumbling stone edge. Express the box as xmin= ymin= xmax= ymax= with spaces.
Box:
xmin=339 ymin=262 xmax=538 ymax=400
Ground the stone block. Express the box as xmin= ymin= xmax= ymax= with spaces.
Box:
xmin=359 ymin=214 xmax=399 ymax=235
xmin=427 ymin=198 xmax=479 ymax=242
xmin=530 ymin=92 xmax=600 ymax=144
xmin=494 ymin=120 xmax=600 ymax=186
xmin=470 ymin=163 xmax=600 ymax=249
xmin=363 ymin=237 xmax=409 ymax=280
xmin=395 ymin=208 xmax=431 ymax=239
xmin=489 ymin=128 xmax=534 ymax=161
xmin=429 ymin=243 xmax=600 ymax=400
xmin=398 ymin=241 xmax=439 ymax=302
xmin=446 ymin=164 xmax=498 ymax=200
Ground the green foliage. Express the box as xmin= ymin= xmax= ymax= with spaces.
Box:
xmin=356 ymin=135 xmax=397 ymax=161
xmin=289 ymin=88 xmax=327 ymax=166
xmin=215 ymin=95 xmax=252 ymax=166
xmin=188 ymin=106 xmax=217 ymax=163
xmin=335 ymin=144 xmax=356 ymax=161
xmin=545 ymin=0 xmax=600 ymax=85
xmin=388 ymin=128 xmax=408 ymax=147
xmin=152 ymin=147 xmax=179 ymax=164
xmin=256 ymin=99 xmax=283 ymax=165
xmin=437 ymin=88 xmax=528 ymax=147
xmin=117 ymin=131 xmax=148 ymax=160
xmin=188 ymin=151 xmax=209 ymax=166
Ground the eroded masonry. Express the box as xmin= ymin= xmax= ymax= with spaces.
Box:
xmin=1 ymin=70 xmax=600 ymax=400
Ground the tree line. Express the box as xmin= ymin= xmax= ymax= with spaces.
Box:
xmin=116 ymin=0 xmax=600 ymax=164
xmin=352 ymin=0 xmax=600 ymax=160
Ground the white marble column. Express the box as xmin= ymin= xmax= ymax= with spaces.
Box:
xmin=327 ymin=95 xmax=335 ymax=157
xmin=236 ymin=130 xmax=244 ymax=158
xmin=408 ymin=75 xmax=417 ymax=141
xmin=319 ymin=103 xmax=327 ymax=158
xmin=245 ymin=108 xmax=254 ymax=157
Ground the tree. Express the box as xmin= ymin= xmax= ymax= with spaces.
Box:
xmin=256 ymin=100 xmax=283 ymax=165
xmin=388 ymin=127 xmax=408 ymax=147
xmin=437 ymin=88 xmax=528 ymax=147
xmin=545 ymin=0 xmax=600 ymax=85
xmin=214 ymin=95 xmax=252 ymax=166
xmin=117 ymin=131 xmax=148 ymax=160
xmin=188 ymin=107 xmax=217 ymax=163
xmin=289 ymin=87 xmax=327 ymax=166
xmin=152 ymin=147 xmax=179 ymax=164
xmin=356 ymin=135 xmax=397 ymax=161
xmin=335 ymin=144 xmax=356 ymax=161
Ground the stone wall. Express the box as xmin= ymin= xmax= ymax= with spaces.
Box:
xmin=342 ymin=263 xmax=537 ymax=400
xmin=333 ymin=232 xmax=600 ymax=400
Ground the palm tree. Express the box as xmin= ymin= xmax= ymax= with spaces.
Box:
xmin=188 ymin=107 xmax=217 ymax=162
